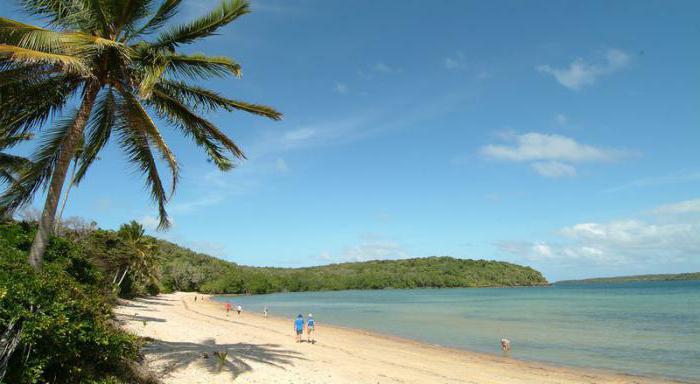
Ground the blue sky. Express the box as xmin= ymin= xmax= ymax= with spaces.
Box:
xmin=4 ymin=0 xmax=700 ymax=281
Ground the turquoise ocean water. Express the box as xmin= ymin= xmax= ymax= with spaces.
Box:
xmin=215 ymin=280 xmax=700 ymax=381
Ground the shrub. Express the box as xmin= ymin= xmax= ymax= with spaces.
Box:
xmin=0 ymin=251 xmax=139 ymax=384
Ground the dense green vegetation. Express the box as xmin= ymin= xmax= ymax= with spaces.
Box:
xmin=155 ymin=235 xmax=548 ymax=295
xmin=0 ymin=220 xmax=156 ymax=384
xmin=556 ymin=272 xmax=700 ymax=285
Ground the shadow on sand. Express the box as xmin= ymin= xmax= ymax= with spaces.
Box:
xmin=119 ymin=313 xmax=167 ymax=323
xmin=143 ymin=338 xmax=303 ymax=380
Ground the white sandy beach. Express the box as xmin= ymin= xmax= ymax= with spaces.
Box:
xmin=115 ymin=292 xmax=684 ymax=384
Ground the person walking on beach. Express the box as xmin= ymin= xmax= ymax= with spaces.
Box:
xmin=237 ymin=304 xmax=242 ymax=315
xmin=264 ymin=306 xmax=269 ymax=318
xmin=294 ymin=314 xmax=304 ymax=343
xmin=307 ymin=313 xmax=315 ymax=343
xmin=225 ymin=303 xmax=231 ymax=317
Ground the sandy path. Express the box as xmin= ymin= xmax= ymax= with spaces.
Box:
xmin=115 ymin=292 xmax=685 ymax=384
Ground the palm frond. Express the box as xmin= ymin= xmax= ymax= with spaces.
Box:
xmin=134 ymin=52 xmax=240 ymax=97
xmin=119 ymin=90 xmax=179 ymax=195
xmin=156 ymin=79 xmax=282 ymax=119
xmin=148 ymin=88 xmax=245 ymax=170
xmin=0 ymin=75 xmax=80 ymax=137
xmin=18 ymin=0 xmax=96 ymax=30
xmin=0 ymin=64 xmax=54 ymax=87
xmin=166 ymin=53 xmax=241 ymax=78
xmin=1 ymin=17 xmax=133 ymax=64
xmin=0 ymin=44 xmax=88 ymax=75
xmin=0 ymin=134 xmax=33 ymax=149
xmin=153 ymin=0 xmax=249 ymax=50
xmin=0 ymin=109 xmax=76 ymax=214
xmin=74 ymin=89 xmax=117 ymax=185
xmin=131 ymin=0 xmax=183 ymax=37
xmin=115 ymin=109 xmax=171 ymax=229
xmin=114 ymin=0 xmax=155 ymax=40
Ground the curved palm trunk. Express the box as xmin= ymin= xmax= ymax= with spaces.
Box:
xmin=55 ymin=159 xmax=78 ymax=232
xmin=28 ymin=83 xmax=101 ymax=270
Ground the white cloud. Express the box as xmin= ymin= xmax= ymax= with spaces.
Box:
xmin=651 ymin=198 xmax=700 ymax=215
xmin=139 ymin=215 xmax=163 ymax=231
xmin=480 ymin=132 xmax=627 ymax=177
xmin=604 ymin=170 xmax=700 ymax=193
xmin=334 ymin=82 xmax=348 ymax=94
xmin=171 ymin=195 xmax=224 ymax=214
xmin=444 ymin=51 xmax=467 ymax=70
xmin=275 ymin=158 xmax=289 ymax=173
xmin=284 ymin=127 xmax=315 ymax=142
xmin=481 ymin=132 xmax=622 ymax=163
xmin=497 ymin=198 xmax=700 ymax=267
xmin=531 ymin=161 xmax=577 ymax=178
xmin=372 ymin=62 xmax=395 ymax=73
xmin=538 ymin=49 xmax=630 ymax=90
xmin=320 ymin=233 xmax=409 ymax=263
xmin=555 ymin=113 xmax=568 ymax=126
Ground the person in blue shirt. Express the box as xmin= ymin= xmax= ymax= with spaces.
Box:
xmin=293 ymin=314 xmax=304 ymax=343
xmin=306 ymin=313 xmax=315 ymax=343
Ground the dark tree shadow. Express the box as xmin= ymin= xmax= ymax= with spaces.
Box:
xmin=132 ymin=297 xmax=176 ymax=306
xmin=143 ymin=338 xmax=304 ymax=380
xmin=120 ymin=313 xmax=167 ymax=323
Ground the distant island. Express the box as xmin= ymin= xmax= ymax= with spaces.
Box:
xmin=157 ymin=240 xmax=549 ymax=294
xmin=555 ymin=272 xmax=700 ymax=285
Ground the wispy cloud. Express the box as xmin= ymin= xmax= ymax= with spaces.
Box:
xmin=319 ymin=233 xmax=409 ymax=263
xmin=275 ymin=157 xmax=289 ymax=173
xmin=650 ymin=197 xmax=700 ymax=215
xmin=530 ymin=161 xmax=577 ymax=178
xmin=372 ymin=62 xmax=396 ymax=74
xmin=444 ymin=51 xmax=467 ymax=70
xmin=554 ymin=113 xmax=568 ymax=126
xmin=537 ymin=49 xmax=630 ymax=90
xmin=604 ymin=170 xmax=700 ymax=193
xmin=358 ymin=62 xmax=400 ymax=78
xmin=139 ymin=215 xmax=167 ymax=231
xmin=334 ymin=82 xmax=349 ymax=94
xmin=480 ymin=132 xmax=629 ymax=177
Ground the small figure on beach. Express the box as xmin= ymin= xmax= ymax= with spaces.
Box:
xmin=237 ymin=304 xmax=242 ymax=315
xmin=264 ymin=306 xmax=269 ymax=318
xmin=225 ymin=303 xmax=231 ymax=317
xmin=501 ymin=338 xmax=511 ymax=353
xmin=307 ymin=313 xmax=315 ymax=343
xmin=294 ymin=314 xmax=304 ymax=343
xmin=194 ymin=296 xmax=197 ymax=302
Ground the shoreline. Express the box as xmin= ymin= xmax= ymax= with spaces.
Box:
xmin=116 ymin=292 xmax=690 ymax=384
xmin=208 ymin=293 xmax=691 ymax=384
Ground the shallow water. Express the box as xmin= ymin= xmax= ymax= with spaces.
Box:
xmin=214 ymin=280 xmax=700 ymax=381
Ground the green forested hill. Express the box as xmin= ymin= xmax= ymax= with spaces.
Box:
xmin=555 ymin=272 xmax=700 ymax=285
xmin=155 ymin=238 xmax=548 ymax=294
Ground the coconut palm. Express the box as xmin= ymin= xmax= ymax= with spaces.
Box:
xmin=0 ymin=0 xmax=282 ymax=270
xmin=115 ymin=220 xmax=158 ymax=289
xmin=0 ymin=134 xmax=31 ymax=186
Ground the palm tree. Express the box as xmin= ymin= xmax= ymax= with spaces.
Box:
xmin=0 ymin=0 xmax=282 ymax=270
xmin=115 ymin=220 xmax=158 ymax=289
xmin=0 ymin=134 xmax=31 ymax=221
xmin=0 ymin=134 xmax=31 ymax=187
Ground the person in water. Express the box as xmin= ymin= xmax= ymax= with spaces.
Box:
xmin=294 ymin=314 xmax=304 ymax=343
xmin=264 ymin=306 xmax=269 ymax=318
xmin=237 ymin=304 xmax=242 ymax=315
xmin=306 ymin=313 xmax=315 ymax=343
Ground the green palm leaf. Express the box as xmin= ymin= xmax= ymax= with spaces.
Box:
xmin=154 ymin=0 xmax=249 ymax=49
